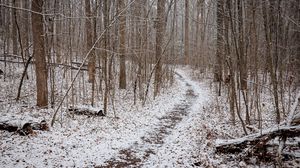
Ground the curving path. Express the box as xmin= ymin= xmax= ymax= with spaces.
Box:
xmin=97 ymin=70 xmax=210 ymax=168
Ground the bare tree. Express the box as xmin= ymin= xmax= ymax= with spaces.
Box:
xmin=262 ymin=0 xmax=280 ymax=123
xmin=103 ymin=0 xmax=110 ymax=114
xmin=85 ymin=0 xmax=96 ymax=106
xmin=11 ymin=0 xmax=17 ymax=57
xmin=86 ymin=0 xmax=95 ymax=83
xmin=32 ymin=0 xmax=48 ymax=107
xmin=119 ymin=0 xmax=126 ymax=89
xmin=184 ymin=0 xmax=189 ymax=65
xmin=154 ymin=0 xmax=165 ymax=97
xmin=214 ymin=0 xmax=224 ymax=97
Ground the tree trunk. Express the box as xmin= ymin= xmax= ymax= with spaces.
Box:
xmin=32 ymin=0 xmax=48 ymax=107
xmin=136 ymin=1 xmax=144 ymax=101
xmin=154 ymin=0 xmax=165 ymax=98
xmin=290 ymin=0 xmax=300 ymax=87
xmin=237 ymin=0 xmax=250 ymax=125
xmin=23 ymin=0 xmax=30 ymax=59
xmin=214 ymin=0 xmax=224 ymax=97
xmin=184 ymin=0 xmax=189 ymax=65
xmin=224 ymin=0 xmax=235 ymax=124
xmin=262 ymin=0 xmax=280 ymax=123
xmin=227 ymin=0 xmax=248 ymax=134
xmin=85 ymin=0 xmax=96 ymax=106
xmin=238 ymin=0 xmax=247 ymax=91
xmin=86 ymin=0 xmax=95 ymax=84
xmin=119 ymin=0 xmax=126 ymax=89
xmin=12 ymin=0 xmax=17 ymax=57
xmin=103 ymin=0 xmax=110 ymax=114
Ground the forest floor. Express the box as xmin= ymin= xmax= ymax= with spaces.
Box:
xmin=99 ymin=69 xmax=211 ymax=167
xmin=1 ymin=67 xmax=297 ymax=167
xmin=0 ymin=67 xmax=218 ymax=167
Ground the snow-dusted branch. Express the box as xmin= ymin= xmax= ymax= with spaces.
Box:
xmin=216 ymin=125 xmax=300 ymax=153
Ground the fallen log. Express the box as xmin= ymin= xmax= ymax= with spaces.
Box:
xmin=0 ymin=120 xmax=49 ymax=136
xmin=216 ymin=125 xmax=300 ymax=154
xmin=0 ymin=122 xmax=18 ymax=132
xmin=68 ymin=107 xmax=105 ymax=117
xmin=216 ymin=92 xmax=300 ymax=164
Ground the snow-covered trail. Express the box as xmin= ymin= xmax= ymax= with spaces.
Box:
xmin=0 ymin=68 xmax=213 ymax=168
xmin=99 ymin=69 xmax=211 ymax=167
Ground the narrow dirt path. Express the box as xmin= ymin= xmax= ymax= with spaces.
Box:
xmin=97 ymin=72 xmax=202 ymax=168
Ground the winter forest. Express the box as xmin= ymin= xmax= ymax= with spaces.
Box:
xmin=0 ymin=0 xmax=299 ymax=167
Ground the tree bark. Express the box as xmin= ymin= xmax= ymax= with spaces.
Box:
xmin=85 ymin=0 xmax=96 ymax=106
xmin=12 ymin=0 xmax=17 ymax=56
xmin=224 ymin=0 xmax=235 ymax=124
xmin=32 ymin=0 xmax=48 ymax=107
xmin=184 ymin=0 xmax=189 ymax=65
xmin=262 ymin=0 xmax=280 ymax=123
xmin=154 ymin=0 xmax=165 ymax=98
xmin=214 ymin=0 xmax=224 ymax=97
xmin=119 ymin=0 xmax=126 ymax=89
xmin=22 ymin=0 xmax=30 ymax=59
xmin=103 ymin=0 xmax=110 ymax=114
xmin=238 ymin=0 xmax=247 ymax=91
xmin=86 ymin=0 xmax=95 ymax=84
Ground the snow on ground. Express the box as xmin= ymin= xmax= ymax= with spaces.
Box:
xmin=2 ymin=66 xmax=295 ymax=167
xmin=142 ymin=69 xmax=212 ymax=167
xmin=1 ymin=67 xmax=194 ymax=167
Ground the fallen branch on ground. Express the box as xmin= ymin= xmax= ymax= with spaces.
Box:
xmin=0 ymin=120 xmax=49 ymax=136
xmin=216 ymin=125 xmax=300 ymax=153
xmin=216 ymin=125 xmax=300 ymax=164
xmin=216 ymin=91 xmax=300 ymax=163
xmin=68 ymin=107 xmax=105 ymax=117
